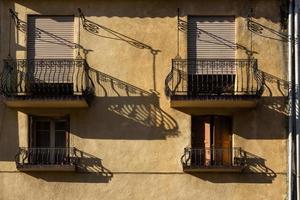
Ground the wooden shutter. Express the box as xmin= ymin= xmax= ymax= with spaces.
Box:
xmin=214 ymin=116 xmax=232 ymax=165
xmin=188 ymin=16 xmax=235 ymax=59
xmin=27 ymin=16 xmax=74 ymax=59
xmin=29 ymin=116 xmax=34 ymax=148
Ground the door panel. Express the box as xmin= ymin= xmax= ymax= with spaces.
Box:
xmin=204 ymin=120 xmax=211 ymax=166
xmin=31 ymin=120 xmax=51 ymax=164
xmin=55 ymin=120 xmax=67 ymax=148
xmin=192 ymin=116 xmax=210 ymax=166
xmin=35 ymin=120 xmax=51 ymax=147
xmin=214 ymin=116 xmax=232 ymax=165
xmin=54 ymin=120 xmax=68 ymax=164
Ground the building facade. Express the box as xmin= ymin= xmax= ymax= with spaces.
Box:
xmin=0 ymin=0 xmax=289 ymax=199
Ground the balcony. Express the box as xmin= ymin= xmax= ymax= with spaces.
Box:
xmin=15 ymin=147 xmax=77 ymax=172
xmin=181 ymin=147 xmax=245 ymax=172
xmin=0 ymin=59 xmax=94 ymax=108
xmin=166 ymin=59 xmax=263 ymax=109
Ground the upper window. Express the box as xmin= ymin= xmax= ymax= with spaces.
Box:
xmin=187 ymin=16 xmax=236 ymax=95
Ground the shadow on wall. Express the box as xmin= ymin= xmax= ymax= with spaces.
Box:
xmin=191 ymin=150 xmax=276 ymax=183
xmin=233 ymin=96 xmax=287 ymax=140
xmin=247 ymin=18 xmax=288 ymax=42
xmin=72 ymin=68 xmax=180 ymax=140
xmin=26 ymin=149 xmax=113 ymax=183
xmin=234 ymin=69 xmax=289 ymax=140
xmin=78 ymin=8 xmax=161 ymax=91
xmin=14 ymin=0 xmax=285 ymax=24
xmin=0 ymin=102 xmax=19 ymax=161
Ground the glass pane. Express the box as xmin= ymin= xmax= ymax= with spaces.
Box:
xmin=35 ymin=121 xmax=50 ymax=147
xmin=55 ymin=121 xmax=67 ymax=148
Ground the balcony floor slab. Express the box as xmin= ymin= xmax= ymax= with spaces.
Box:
xmin=4 ymin=97 xmax=89 ymax=108
xmin=183 ymin=166 xmax=244 ymax=173
xmin=170 ymin=95 xmax=258 ymax=108
xmin=17 ymin=164 xmax=76 ymax=172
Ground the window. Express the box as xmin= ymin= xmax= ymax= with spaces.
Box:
xmin=191 ymin=116 xmax=232 ymax=166
xmin=28 ymin=116 xmax=70 ymax=165
xmin=27 ymin=16 xmax=75 ymax=95
xmin=187 ymin=16 xmax=236 ymax=95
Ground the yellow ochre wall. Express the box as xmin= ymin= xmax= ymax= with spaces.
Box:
xmin=0 ymin=0 xmax=288 ymax=199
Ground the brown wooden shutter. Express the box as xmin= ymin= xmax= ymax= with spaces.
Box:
xmin=29 ymin=116 xmax=34 ymax=148
xmin=188 ymin=16 xmax=235 ymax=59
xmin=214 ymin=116 xmax=232 ymax=165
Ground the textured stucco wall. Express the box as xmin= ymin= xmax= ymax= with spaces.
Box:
xmin=0 ymin=0 xmax=288 ymax=199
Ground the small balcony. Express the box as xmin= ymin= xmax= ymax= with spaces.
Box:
xmin=166 ymin=59 xmax=263 ymax=109
xmin=15 ymin=147 xmax=77 ymax=172
xmin=181 ymin=147 xmax=245 ymax=172
xmin=0 ymin=59 xmax=94 ymax=108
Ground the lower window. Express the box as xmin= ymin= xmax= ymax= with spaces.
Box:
xmin=191 ymin=115 xmax=232 ymax=167
xmin=28 ymin=116 xmax=70 ymax=165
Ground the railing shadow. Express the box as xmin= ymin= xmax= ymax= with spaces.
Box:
xmin=242 ymin=150 xmax=276 ymax=180
xmin=190 ymin=150 xmax=276 ymax=183
xmin=25 ymin=148 xmax=113 ymax=183
xmin=72 ymin=67 xmax=179 ymax=140
xmin=255 ymin=69 xmax=289 ymax=97
xmin=74 ymin=148 xmax=113 ymax=179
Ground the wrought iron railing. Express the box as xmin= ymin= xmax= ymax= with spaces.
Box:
xmin=0 ymin=59 xmax=94 ymax=98
xmin=181 ymin=147 xmax=245 ymax=169
xmin=166 ymin=59 xmax=263 ymax=98
xmin=15 ymin=147 xmax=78 ymax=168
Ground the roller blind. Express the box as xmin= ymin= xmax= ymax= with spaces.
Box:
xmin=188 ymin=16 xmax=235 ymax=59
xmin=27 ymin=16 xmax=74 ymax=59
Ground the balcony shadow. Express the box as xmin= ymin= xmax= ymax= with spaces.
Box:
xmin=71 ymin=67 xmax=179 ymax=140
xmin=190 ymin=150 xmax=276 ymax=183
xmin=25 ymin=149 xmax=113 ymax=183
